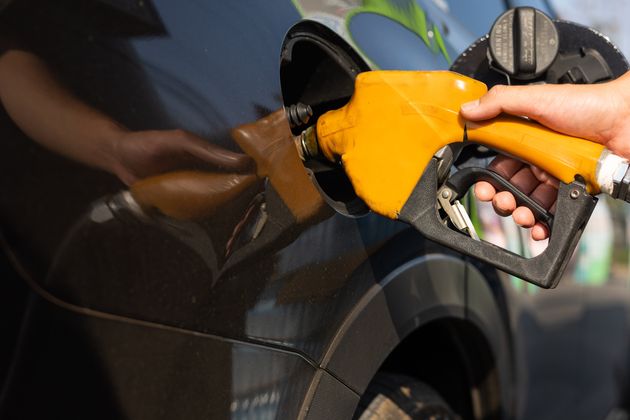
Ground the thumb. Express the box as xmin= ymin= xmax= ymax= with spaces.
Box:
xmin=112 ymin=163 xmax=137 ymax=186
xmin=460 ymin=84 xmax=543 ymax=121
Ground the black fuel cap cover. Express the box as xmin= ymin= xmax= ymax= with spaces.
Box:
xmin=489 ymin=7 xmax=559 ymax=79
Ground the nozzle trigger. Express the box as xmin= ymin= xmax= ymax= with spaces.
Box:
xmin=445 ymin=166 xmax=554 ymax=229
xmin=437 ymin=185 xmax=480 ymax=241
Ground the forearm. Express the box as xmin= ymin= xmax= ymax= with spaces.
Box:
xmin=0 ymin=49 xmax=125 ymax=172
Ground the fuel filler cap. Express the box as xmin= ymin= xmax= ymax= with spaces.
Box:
xmin=489 ymin=7 xmax=559 ymax=79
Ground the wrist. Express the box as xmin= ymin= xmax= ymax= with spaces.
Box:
xmin=602 ymin=72 xmax=630 ymax=159
xmin=615 ymin=71 xmax=630 ymax=110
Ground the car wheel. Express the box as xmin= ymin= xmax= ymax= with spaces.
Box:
xmin=355 ymin=372 xmax=461 ymax=420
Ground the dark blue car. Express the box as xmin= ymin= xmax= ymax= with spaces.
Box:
xmin=0 ymin=0 xmax=629 ymax=419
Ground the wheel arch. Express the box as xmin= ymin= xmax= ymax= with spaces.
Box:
xmin=319 ymin=253 xmax=515 ymax=419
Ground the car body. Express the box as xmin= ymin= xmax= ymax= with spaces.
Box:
xmin=0 ymin=0 xmax=629 ymax=419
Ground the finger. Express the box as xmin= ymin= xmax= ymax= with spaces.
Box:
xmin=530 ymin=165 xmax=560 ymax=187
xmin=186 ymin=142 xmax=253 ymax=172
xmin=509 ymin=166 xmax=541 ymax=195
xmin=512 ymin=206 xmax=535 ymax=228
xmin=113 ymin=165 xmax=137 ymax=186
xmin=160 ymin=129 xmax=253 ymax=171
xmin=492 ymin=191 xmax=516 ymax=216
xmin=531 ymin=222 xmax=550 ymax=241
xmin=530 ymin=183 xmax=557 ymax=210
xmin=460 ymin=84 xmax=548 ymax=121
xmin=488 ymin=155 xmax=524 ymax=179
xmin=474 ymin=181 xmax=496 ymax=201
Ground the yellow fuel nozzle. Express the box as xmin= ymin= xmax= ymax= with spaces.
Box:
xmin=303 ymin=70 xmax=626 ymax=219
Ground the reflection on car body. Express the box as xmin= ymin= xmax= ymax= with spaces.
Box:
xmin=0 ymin=0 xmax=629 ymax=419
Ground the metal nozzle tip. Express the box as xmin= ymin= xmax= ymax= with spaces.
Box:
xmin=612 ymin=162 xmax=630 ymax=203
xmin=293 ymin=134 xmax=305 ymax=161
xmin=294 ymin=126 xmax=319 ymax=161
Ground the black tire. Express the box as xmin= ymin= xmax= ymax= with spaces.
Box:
xmin=354 ymin=372 xmax=461 ymax=420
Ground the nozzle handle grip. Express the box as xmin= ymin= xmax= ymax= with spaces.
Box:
xmin=446 ymin=166 xmax=553 ymax=228
xmin=399 ymin=159 xmax=597 ymax=288
xmin=466 ymin=115 xmax=605 ymax=194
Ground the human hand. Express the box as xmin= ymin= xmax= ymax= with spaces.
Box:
xmin=461 ymin=71 xmax=630 ymax=239
xmin=109 ymin=128 xmax=253 ymax=186
xmin=474 ymin=156 xmax=558 ymax=240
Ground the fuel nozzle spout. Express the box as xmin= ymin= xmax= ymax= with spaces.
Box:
xmin=612 ymin=163 xmax=630 ymax=203
xmin=286 ymin=102 xmax=321 ymax=161
xmin=294 ymin=125 xmax=320 ymax=161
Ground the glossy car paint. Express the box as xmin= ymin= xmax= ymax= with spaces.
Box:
xmin=0 ymin=0 xmax=628 ymax=419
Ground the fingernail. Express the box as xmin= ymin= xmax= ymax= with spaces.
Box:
xmin=460 ymin=99 xmax=479 ymax=112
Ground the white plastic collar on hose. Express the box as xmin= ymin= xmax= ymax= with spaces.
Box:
xmin=596 ymin=148 xmax=627 ymax=195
